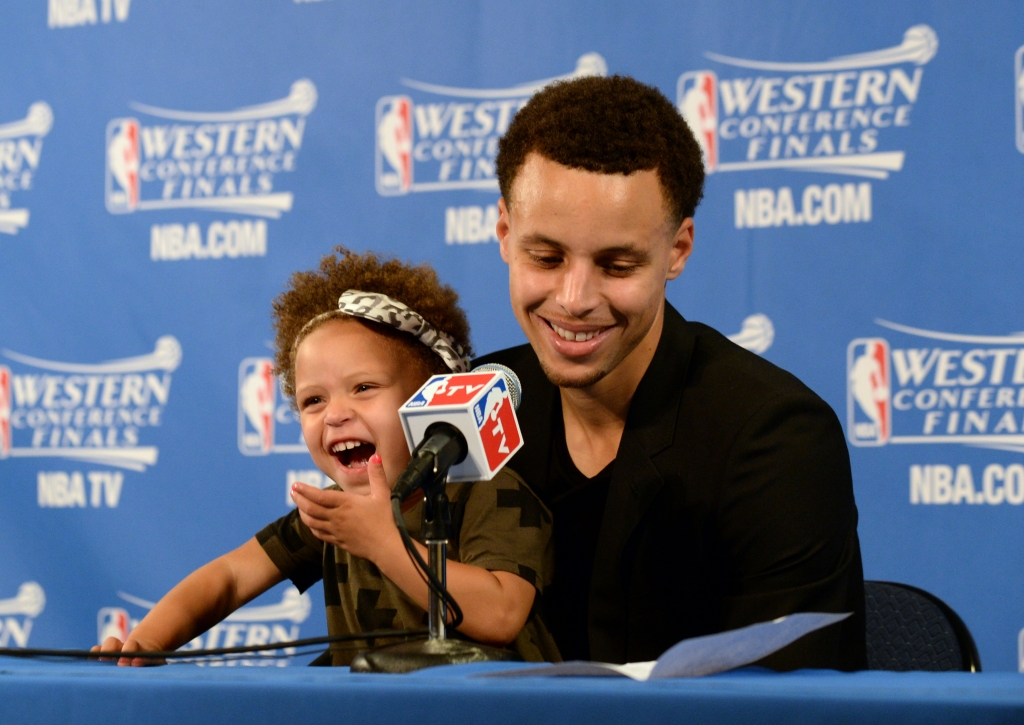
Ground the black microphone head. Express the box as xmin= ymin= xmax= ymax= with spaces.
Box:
xmin=474 ymin=362 xmax=522 ymax=411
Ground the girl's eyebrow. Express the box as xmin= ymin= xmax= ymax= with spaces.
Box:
xmin=296 ymin=370 xmax=397 ymax=392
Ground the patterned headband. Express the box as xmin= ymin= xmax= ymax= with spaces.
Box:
xmin=294 ymin=290 xmax=468 ymax=373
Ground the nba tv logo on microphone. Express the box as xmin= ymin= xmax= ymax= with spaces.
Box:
xmin=400 ymin=371 xmax=523 ymax=481
xmin=471 ymin=381 xmax=521 ymax=471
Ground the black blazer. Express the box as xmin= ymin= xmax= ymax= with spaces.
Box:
xmin=476 ymin=303 xmax=866 ymax=670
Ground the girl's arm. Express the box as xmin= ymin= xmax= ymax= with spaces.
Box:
xmin=92 ymin=537 xmax=284 ymax=666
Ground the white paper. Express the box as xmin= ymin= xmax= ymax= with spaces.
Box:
xmin=648 ymin=612 xmax=851 ymax=678
xmin=605 ymin=661 xmax=657 ymax=680
xmin=481 ymin=611 xmax=851 ymax=680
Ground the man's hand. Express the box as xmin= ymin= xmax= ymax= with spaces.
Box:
xmin=291 ymin=453 xmax=402 ymax=562
xmin=90 ymin=635 xmax=166 ymax=667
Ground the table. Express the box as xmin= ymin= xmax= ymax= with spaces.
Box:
xmin=1 ymin=658 xmax=1022 ymax=725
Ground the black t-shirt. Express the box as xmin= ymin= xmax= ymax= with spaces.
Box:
xmin=543 ymin=402 xmax=613 ymax=661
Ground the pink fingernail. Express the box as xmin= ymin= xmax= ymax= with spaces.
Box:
xmin=370 ymin=453 xmax=382 ymax=464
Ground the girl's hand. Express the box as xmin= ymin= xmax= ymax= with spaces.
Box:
xmin=291 ymin=454 xmax=403 ymax=563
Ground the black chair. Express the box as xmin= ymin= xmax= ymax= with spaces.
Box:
xmin=864 ymin=580 xmax=981 ymax=672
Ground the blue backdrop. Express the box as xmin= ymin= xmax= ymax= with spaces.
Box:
xmin=1 ymin=0 xmax=1023 ymax=672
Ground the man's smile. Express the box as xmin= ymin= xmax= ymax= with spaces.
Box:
xmin=539 ymin=315 xmax=614 ymax=357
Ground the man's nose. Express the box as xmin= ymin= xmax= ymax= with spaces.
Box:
xmin=555 ymin=260 xmax=600 ymax=318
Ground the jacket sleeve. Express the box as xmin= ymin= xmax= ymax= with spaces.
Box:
xmin=714 ymin=391 xmax=866 ymax=671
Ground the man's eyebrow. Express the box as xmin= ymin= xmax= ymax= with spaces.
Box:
xmin=520 ymin=233 xmax=567 ymax=250
xmin=520 ymin=234 xmax=650 ymax=259
xmin=594 ymin=243 xmax=650 ymax=259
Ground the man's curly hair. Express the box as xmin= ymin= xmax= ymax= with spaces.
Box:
xmin=272 ymin=247 xmax=473 ymax=402
xmin=496 ymin=75 xmax=705 ymax=224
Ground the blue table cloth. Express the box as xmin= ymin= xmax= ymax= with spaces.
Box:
xmin=1 ymin=658 xmax=1022 ymax=725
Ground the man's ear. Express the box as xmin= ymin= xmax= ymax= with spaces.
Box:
xmin=666 ymin=217 xmax=694 ymax=281
xmin=496 ymin=197 xmax=511 ymax=263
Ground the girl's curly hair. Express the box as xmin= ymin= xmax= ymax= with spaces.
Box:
xmin=272 ymin=247 xmax=472 ymax=402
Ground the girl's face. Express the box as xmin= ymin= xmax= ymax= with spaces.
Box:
xmin=293 ymin=319 xmax=426 ymax=494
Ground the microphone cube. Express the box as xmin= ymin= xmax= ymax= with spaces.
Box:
xmin=399 ymin=371 xmax=523 ymax=482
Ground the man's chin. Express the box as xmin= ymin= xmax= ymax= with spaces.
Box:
xmin=537 ymin=358 xmax=610 ymax=389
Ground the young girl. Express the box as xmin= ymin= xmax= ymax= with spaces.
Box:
xmin=95 ymin=248 xmax=558 ymax=666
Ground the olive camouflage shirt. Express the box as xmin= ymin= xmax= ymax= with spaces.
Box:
xmin=256 ymin=468 xmax=559 ymax=666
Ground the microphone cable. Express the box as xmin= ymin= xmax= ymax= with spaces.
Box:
xmin=391 ymin=496 xmax=464 ymax=631
xmin=389 ymin=422 xmax=466 ymax=632
xmin=0 ymin=628 xmax=428 ymax=663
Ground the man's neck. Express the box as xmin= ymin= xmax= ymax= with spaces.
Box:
xmin=560 ymin=303 xmax=665 ymax=477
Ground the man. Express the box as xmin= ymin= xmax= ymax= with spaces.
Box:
xmin=476 ymin=75 xmax=865 ymax=670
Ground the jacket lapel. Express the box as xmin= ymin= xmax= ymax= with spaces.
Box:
xmin=588 ymin=303 xmax=695 ymax=662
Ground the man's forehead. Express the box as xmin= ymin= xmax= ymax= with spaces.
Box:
xmin=507 ymin=158 xmax=675 ymax=248
xmin=508 ymin=153 xmax=675 ymax=227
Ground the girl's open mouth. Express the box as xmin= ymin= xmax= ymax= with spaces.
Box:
xmin=331 ymin=441 xmax=376 ymax=469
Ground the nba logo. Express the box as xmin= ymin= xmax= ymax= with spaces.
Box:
xmin=847 ymin=338 xmax=891 ymax=446
xmin=97 ymin=607 xmax=131 ymax=644
xmin=0 ymin=365 xmax=10 ymax=458
xmin=677 ymin=71 xmax=718 ymax=172
xmin=105 ymin=118 xmax=141 ymax=213
xmin=375 ymin=96 xmax=413 ymax=195
xmin=238 ymin=358 xmax=277 ymax=455
xmin=475 ymin=380 xmax=522 ymax=471
xmin=405 ymin=375 xmax=450 ymax=408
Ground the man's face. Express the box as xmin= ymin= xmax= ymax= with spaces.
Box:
xmin=497 ymin=153 xmax=693 ymax=389
xmin=294 ymin=319 xmax=425 ymax=494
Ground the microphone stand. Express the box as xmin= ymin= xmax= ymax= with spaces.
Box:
xmin=349 ymin=465 xmax=520 ymax=673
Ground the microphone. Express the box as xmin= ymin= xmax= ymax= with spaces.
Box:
xmin=392 ymin=364 xmax=524 ymax=501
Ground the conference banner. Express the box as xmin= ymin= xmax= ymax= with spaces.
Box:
xmin=1 ymin=1 xmax=1022 ymax=672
